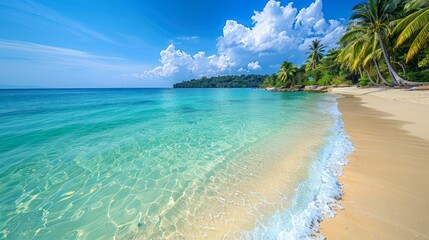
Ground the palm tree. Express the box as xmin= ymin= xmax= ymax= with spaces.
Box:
xmin=337 ymin=27 xmax=369 ymax=77
xmin=306 ymin=39 xmax=326 ymax=71
xmin=277 ymin=61 xmax=298 ymax=87
xmin=261 ymin=74 xmax=278 ymax=88
xmin=394 ymin=0 xmax=429 ymax=62
xmin=337 ymin=19 xmax=397 ymax=86
xmin=351 ymin=0 xmax=428 ymax=86
xmin=356 ymin=31 xmax=395 ymax=86
xmin=335 ymin=30 xmax=375 ymax=86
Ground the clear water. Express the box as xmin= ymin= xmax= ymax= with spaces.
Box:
xmin=0 ymin=89 xmax=351 ymax=239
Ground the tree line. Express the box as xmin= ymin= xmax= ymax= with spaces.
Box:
xmin=173 ymin=74 xmax=268 ymax=88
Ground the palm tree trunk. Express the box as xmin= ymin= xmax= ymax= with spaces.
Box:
xmin=376 ymin=33 xmax=400 ymax=85
xmin=373 ymin=59 xmax=393 ymax=86
xmin=396 ymin=62 xmax=406 ymax=76
xmin=377 ymin=33 xmax=429 ymax=86
xmin=366 ymin=69 xmax=380 ymax=86
xmin=358 ymin=68 xmax=363 ymax=79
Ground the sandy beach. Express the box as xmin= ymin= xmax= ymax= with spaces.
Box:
xmin=321 ymin=87 xmax=429 ymax=239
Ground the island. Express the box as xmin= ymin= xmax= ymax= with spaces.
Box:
xmin=173 ymin=74 xmax=268 ymax=88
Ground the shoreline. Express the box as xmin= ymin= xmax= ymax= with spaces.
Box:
xmin=320 ymin=87 xmax=429 ymax=239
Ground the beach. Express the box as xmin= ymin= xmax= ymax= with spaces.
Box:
xmin=321 ymin=87 xmax=429 ymax=239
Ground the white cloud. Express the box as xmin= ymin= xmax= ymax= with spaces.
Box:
xmin=216 ymin=0 xmax=345 ymax=63
xmin=143 ymin=44 xmax=236 ymax=79
xmin=218 ymin=1 xmax=298 ymax=54
xmin=142 ymin=0 xmax=345 ymax=80
xmin=144 ymin=44 xmax=191 ymax=77
xmin=176 ymin=36 xmax=199 ymax=41
xmin=295 ymin=0 xmax=324 ymax=33
xmin=313 ymin=19 xmax=327 ymax=33
xmin=238 ymin=67 xmax=247 ymax=72
xmin=248 ymin=61 xmax=261 ymax=71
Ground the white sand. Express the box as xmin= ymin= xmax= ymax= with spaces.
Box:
xmin=321 ymin=87 xmax=429 ymax=239
xmin=332 ymin=86 xmax=429 ymax=141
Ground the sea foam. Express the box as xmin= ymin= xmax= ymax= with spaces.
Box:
xmin=242 ymin=95 xmax=353 ymax=239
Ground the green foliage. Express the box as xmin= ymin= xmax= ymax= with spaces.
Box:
xmin=318 ymin=73 xmax=332 ymax=86
xmin=260 ymin=62 xmax=305 ymax=88
xmin=394 ymin=1 xmax=429 ymax=62
xmin=331 ymin=76 xmax=352 ymax=86
xmin=357 ymin=77 xmax=373 ymax=87
xmin=406 ymin=69 xmax=429 ymax=82
xmin=305 ymin=69 xmax=322 ymax=84
xmin=173 ymin=74 xmax=268 ymax=88
xmin=260 ymin=74 xmax=278 ymax=88
xmin=418 ymin=54 xmax=429 ymax=68
xmin=303 ymin=48 xmax=357 ymax=85
xmin=277 ymin=61 xmax=298 ymax=87
xmin=336 ymin=0 xmax=429 ymax=86
xmin=305 ymin=39 xmax=326 ymax=71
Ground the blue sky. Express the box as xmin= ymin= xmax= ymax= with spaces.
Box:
xmin=0 ymin=0 xmax=360 ymax=88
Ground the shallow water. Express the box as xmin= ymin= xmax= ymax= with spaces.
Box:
xmin=0 ymin=89 xmax=349 ymax=239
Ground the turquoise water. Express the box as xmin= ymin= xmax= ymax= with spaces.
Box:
xmin=0 ymin=89 xmax=351 ymax=239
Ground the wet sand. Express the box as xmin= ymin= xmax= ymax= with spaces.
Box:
xmin=182 ymin=130 xmax=327 ymax=239
xmin=321 ymin=87 xmax=429 ymax=239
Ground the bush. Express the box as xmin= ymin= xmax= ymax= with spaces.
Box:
xmin=330 ymin=76 xmax=344 ymax=85
xmin=406 ymin=69 xmax=429 ymax=82
xmin=318 ymin=73 xmax=332 ymax=86
xmin=357 ymin=77 xmax=372 ymax=87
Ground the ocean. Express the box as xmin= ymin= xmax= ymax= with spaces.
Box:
xmin=0 ymin=88 xmax=352 ymax=239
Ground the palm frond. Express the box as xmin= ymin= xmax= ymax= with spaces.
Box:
xmin=407 ymin=21 xmax=429 ymax=61
xmin=405 ymin=0 xmax=429 ymax=11
xmin=395 ymin=8 xmax=429 ymax=46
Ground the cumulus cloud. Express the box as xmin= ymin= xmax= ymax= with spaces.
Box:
xmin=218 ymin=1 xmax=298 ymax=54
xmin=248 ymin=61 xmax=261 ymax=71
xmin=238 ymin=67 xmax=246 ymax=72
xmin=140 ymin=0 xmax=345 ymax=80
xmin=143 ymin=44 xmax=236 ymax=78
xmin=295 ymin=0 xmax=325 ymax=33
xmin=217 ymin=0 xmax=345 ymax=61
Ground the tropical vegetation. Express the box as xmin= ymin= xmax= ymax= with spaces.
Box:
xmin=260 ymin=42 xmax=354 ymax=88
xmin=306 ymin=39 xmax=326 ymax=71
xmin=173 ymin=74 xmax=268 ymax=88
xmin=262 ymin=0 xmax=429 ymax=89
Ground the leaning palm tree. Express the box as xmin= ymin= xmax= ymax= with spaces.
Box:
xmin=394 ymin=0 xmax=429 ymax=62
xmin=338 ymin=20 xmax=397 ymax=86
xmin=305 ymin=39 xmax=326 ymax=71
xmin=351 ymin=0 xmax=428 ymax=86
xmin=338 ymin=33 xmax=379 ymax=86
xmin=343 ymin=40 xmax=393 ymax=86
xmin=277 ymin=61 xmax=298 ymax=87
